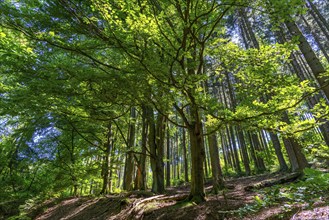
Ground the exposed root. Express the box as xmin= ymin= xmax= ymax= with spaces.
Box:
xmin=244 ymin=172 xmax=302 ymax=191
xmin=113 ymin=194 xmax=188 ymax=219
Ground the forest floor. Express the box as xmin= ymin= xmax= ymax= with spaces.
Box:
xmin=21 ymin=173 xmax=329 ymax=219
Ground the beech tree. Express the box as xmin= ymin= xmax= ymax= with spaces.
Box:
xmin=1 ymin=0 xmax=329 ymax=206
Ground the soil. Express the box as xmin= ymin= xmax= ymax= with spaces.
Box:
xmin=31 ymin=173 xmax=329 ymax=220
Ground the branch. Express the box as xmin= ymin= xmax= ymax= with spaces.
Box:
xmin=127 ymin=150 xmax=154 ymax=159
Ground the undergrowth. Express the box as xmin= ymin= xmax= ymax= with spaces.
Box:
xmin=237 ymin=168 xmax=329 ymax=218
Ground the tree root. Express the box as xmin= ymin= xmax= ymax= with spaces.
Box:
xmin=113 ymin=194 xmax=188 ymax=219
xmin=244 ymin=172 xmax=302 ymax=191
xmin=217 ymin=210 xmax=240 ymax=214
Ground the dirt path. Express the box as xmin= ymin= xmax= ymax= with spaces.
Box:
xmin=32 ymin=173 xmax=328 ymax=220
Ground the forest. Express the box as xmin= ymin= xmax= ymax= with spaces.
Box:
xmin=0 ymin=0 xmax=329 ymax=219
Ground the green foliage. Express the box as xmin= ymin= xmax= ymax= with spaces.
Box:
xmin=206 ymin=40 xmax=314 ymax=133
xmin=237 ymin=169 xmax=329 ymax=218
xmin=172 ymin=178 xmax=186 ymax=186
xmin=1 ymin=0 xmax=328 ymax=217
xmin=260 ymin=0 xmax=306 ymax=28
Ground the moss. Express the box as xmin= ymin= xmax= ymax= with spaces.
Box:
xmin=170 ymin=200 xmax=197 ymax=210
xmin=120 ymin=198 xmax=131 ymax=206
xmin=142 ymin=202 xmax=159 ymax=214
xmin=187 ymin=194 xmax=206 ymax=204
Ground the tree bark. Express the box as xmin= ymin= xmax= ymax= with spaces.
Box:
xmin=208 ymin=133 xmax=225 ymax=193
xmin=306 ymin=0 xmax=329 ymax=38
xmin=166 ymin=125 xmax=171 ymax=187
xmin=229 ymin=126 xmax=242 ymax=174
xmin=155 ymin=114 xmax=166 ymax=193
xmin=269 ymin=132 xmax=288 ymax=172
xmin=236 ymin=127 xmax=251 ymax=175
xmin=188 ymin=113 xmax=206 ymax=203
xmin=282 ymin=113 xmax=309 ymax=172
xmin=182 ymin=128 xmax=189 ymax=182
xmin=251 ymin=132 xmax=266 ymax=173
xmin=276 ymin=25 xmax=329 ymax=146
xmin=285 ymin=20 xmax=329 ymax=99
xmin=301 ymin=15 xmax=329 ymax=62
xmin=101 ymin=124 xmax=112 ymax=194
xmin=148 ymin=108 xmax=165 ymax=194
xmin=123 ymin=107 xmax=136 ymax=191
xmin=136 ymin=106 xmax=148 ymax=190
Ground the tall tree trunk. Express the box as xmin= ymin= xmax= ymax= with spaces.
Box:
xmin=282 ymin=113 xmax=309 ymax=171
xmin=229 ymin=126 xmax=242 ymax=174
xmin=285 ymin=20 xmax=329 ymax=99
xmin=222 ymin=131 xmax=233 ymax=169
xmin=307 ymin=7 xmax=329 ymax=41
xmin=182 ymin=128 xmax=189 ymax=182
xmin=136 ymin=106 xmax=148 ymax=190
xmin=148 ymin=108 xmax=157 ymax=192
xmin=175 ymin=130 xmax=180 ymax=180
xmin=301 ymin=15 xmax=329 ymax=62
xmin=148 ymin=108 xmax=165 ymax=194
xmin=155 ymin=114 xmax=166 ymax=193
xmin=204 ymin=141 xmax=209 ymax=179
xmin=269 ymin=132 xmax=288 ymax=171
xmin=220 ymin=130 xmax=229 ymax=173
xmin=208 ymin=133 xmax=225 ymax=193
xmin=239 ymin=9 xmax=259 ymax=49
xmin=306 ymin=0 xmax=329 ymax=37
xmin=166 ymin=125 xmax=171 ymax=187
xmin=236 ymin=127 xmax=251 ymax=175
xmin=225 ymin=126 xmax=238 ymax=172
xmin=276 ymin=26 xmax=329 ymax=146
xmin=123 ymin=107 xmax=136 ymax=191
xmin=108 ymin=138 xmax=116 ymax=193
xmin=250 ymin=132 xmax=266 ymax=173
xmin=187 ymin=105 xmax=205 ymax=203
xmin=101 ymin=124 xmax=112 ymax=194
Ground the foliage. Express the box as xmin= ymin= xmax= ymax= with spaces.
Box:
xmin=237 ymin=168 xmax=329 ymax=217
xmin=0 ymin=0 xmax=329 ymax=217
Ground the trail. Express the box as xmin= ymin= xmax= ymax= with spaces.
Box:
xmin=31 ymin=173 xmax=328 ymax=220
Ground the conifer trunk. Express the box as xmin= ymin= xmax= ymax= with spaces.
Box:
xmin=101 ymin=124 xmax=112 ymax=194
xmin=285 ymin=20 xmax=329 ymax=99
xmin=166 ymin=126 xmax=171 ymax=187
xmin=148 ymin=108 xmax=165 ymax=194
xmin=182 ymin=128 xmax=189 ymax=182
xmin=208 ymin=133 xmax=224 ymax=193
xmin=269 ymin=132 xmax=288 ymax=171
xmin=123 ymin=107 xmax=136 ymax=191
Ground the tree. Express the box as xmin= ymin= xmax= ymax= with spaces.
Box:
xmin=1 ymin=0 xmax=327 ymax=206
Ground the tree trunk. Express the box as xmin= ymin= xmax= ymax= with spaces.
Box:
xmin=282 ymin=113 xmax=309 ymax=172
xmin=137 ymin=106 xmax=148 ymax=190
xmin=123 ymin=107 xmax=136 ymax=191
xmin=187 ymin=107 xmax=206 ymax=203
xmin=101 ymin=124 xmax=112 ymax=194
xmin=204 ymin=142 xmax=209 ymax=178
xmin=208 ymin=133 xmax=225 ymax=193
xmin=239 ymin=8 xmax=259 ymax=49
xmin=236 ymin=127 xmax=251 ymax=175
xmin=301 ymin=15 xmax=329 ymax=62
xmin=175 ymin=130 xmax=180 ymax=180
xmin=148 ymin=108 xmax=165 ymax=194
xmin=269 ymin=132 xmax=288 ymax=171
xmin=306 ymin=0 xmax=329 ymax=38
xmin=251 ymin=132 xmax=266 ymax=173
xmin=285 ymin=20 xmax=329 ymax=99
xmin=276 ymin=25 xmax=329 ymax=146
xmin=182 ymin=128 xmax=189 ymax=182
xmin=155 ymin=114 xmax=166 ymax=193
xmin=166 ymin=125 xmax=171 ymax=187
xmin=229 ymin=126 xmax=242 ymax=174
